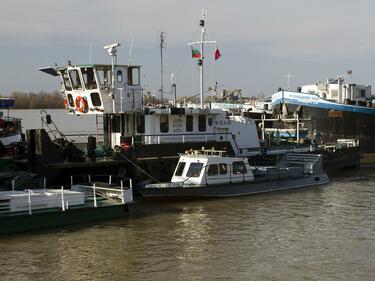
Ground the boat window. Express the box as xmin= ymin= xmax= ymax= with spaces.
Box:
xmin=117 ymin=70 xmax=123 ymax=83
xmin=219 ymin=163 xmax=227 ymax=175
xmin=69 ymin=69 xmax=83 ymax=90
xmin=186 ymin=115 xmax=193 ymax=131
xmin=67 ymin=94 xmax=74 ymax=107
xmin=198 ymin=115 xmax=206 ymax=132
xmin=96 ymin=67 xmax=111 ymax=86
xmin=111 ymin=115 xmax=121 ymax=133
xmin=61 ymin=70 xmax=72 ymax=91
xmin=81 ymin=67 xmax=97 ymax=90
xmin=233 ymin=161 xmax=247 ymax=174
xmin=90 ymin=92 xmax=102 ymax=106
xmin=207 ymin=164 xmax=218 ymax=176
xmin=128 ymin=67 xmax=140 ymax=86
xmin=208 ymin=117 xmax=213 ymax=126
xmin=160 ymin=115 xmax=169 ymax=133
xmin=136 ymin=115 xmax=145 ymax=134
xmin=186 ymin=162 xmax=203 ymax=177
xmin=175 ymin=162 xmax=186 ymax=176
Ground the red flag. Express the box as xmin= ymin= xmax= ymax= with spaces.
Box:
xmin=215 ymin=48 xmax=221 ymax=60
xmin=191 ymin=48 xmax=201 ymax=59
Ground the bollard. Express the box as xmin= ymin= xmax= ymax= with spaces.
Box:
xmin=93 ymin=183 xmax=97 ymax=207
xmin=61 ymin=186 xmax=65 ymax=211
xmin=28 ymin=189 xmax=32 ymax=215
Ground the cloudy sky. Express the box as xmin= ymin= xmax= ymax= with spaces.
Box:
xmin=1 ymin=0 xmax=375 ymax=98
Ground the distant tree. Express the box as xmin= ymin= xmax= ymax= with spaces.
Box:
xmin=0 ymin=91 xmax=64 ymax=109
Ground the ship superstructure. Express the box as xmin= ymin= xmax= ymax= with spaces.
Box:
xmin=271 ymin=74 xmax=375 ymax=152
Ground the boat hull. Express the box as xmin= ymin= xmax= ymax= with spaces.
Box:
xmin=272 ymin=91 xmax=375 ymax=153
xmin=137 ymin=173 xmax=329 ymax=198
xmin=0 ymin=204 xmax=130 ymax=235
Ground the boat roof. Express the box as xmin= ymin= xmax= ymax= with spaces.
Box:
xmin=56 ymin=64 xmax=142 ymax=70
xmin=0 ymin=98 xmax=15 ymax=109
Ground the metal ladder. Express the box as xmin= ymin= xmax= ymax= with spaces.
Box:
xmin=40 ymin=110 xmax=68 ymax=143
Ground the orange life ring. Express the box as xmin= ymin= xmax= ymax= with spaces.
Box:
xmin=63 ymin=98 xmax=69 ymax=109
xmin=75 ymin=96 xmax=88 ymax=113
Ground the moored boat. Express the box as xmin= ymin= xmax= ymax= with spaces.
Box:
xmin=136 ymin=149 xmax=329 ymax=198
xmin=0 ymin=175 xmax=134 ymax=235
xmin=271 ymin=75 xmax=375 ymax=153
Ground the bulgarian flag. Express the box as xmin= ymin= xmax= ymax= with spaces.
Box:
xmin=215 ymin=47 xmax=221 ymax=61
xmin=191 ymin=47 xmax=201 ymax=59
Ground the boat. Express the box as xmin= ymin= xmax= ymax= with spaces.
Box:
xmin=0 ymin=98 xmax=23 ymax=154
xmin=136 ymin=149 xmax=329 ymax=198
xmin=271 ymin=74 xmax=375 ymax=153
xmin=0 ymin=174 xmax=134 ymax=234
xmin=37 ymin=12 xmax=268 ymax=183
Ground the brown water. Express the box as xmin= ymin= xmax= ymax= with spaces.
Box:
xmin=1 ymin=169 xmax=375 ymax=281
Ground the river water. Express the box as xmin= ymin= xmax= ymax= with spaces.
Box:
xmin=0 ymin=168 xmax=374 ymax=281
xmin=5 ymin=109 xmax=97 ymax=137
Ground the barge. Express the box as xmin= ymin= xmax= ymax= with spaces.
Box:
xmin=0 ymin=175 xmax=134 ymax=235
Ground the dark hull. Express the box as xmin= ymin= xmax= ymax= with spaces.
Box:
xmin=274 ymin=103 xmax=375 ymax=153
xmin=0 ymin=204 xmax=130 ymax=235
xmin=137 ymin=174 xmax=329 ymax=198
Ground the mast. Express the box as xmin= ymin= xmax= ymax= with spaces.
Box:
xmin=104 ymin=43 xmax=121 ymax=113
xmin=199 ymin=16 xmax=205 ymax=109
xmin=188 ymin=10 xmax=216 ymax=109
xmin=160 ymin=32 xmax=166 ymax=105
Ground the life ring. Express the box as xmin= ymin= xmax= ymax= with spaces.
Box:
xmin=63 ymin=97 xmax=69 ymax=109
xmin=75 ymin=96 xmax=88 ymax=113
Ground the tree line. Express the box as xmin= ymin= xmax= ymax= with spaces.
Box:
xmin=0 ymin=91 xmax=64 ymax=109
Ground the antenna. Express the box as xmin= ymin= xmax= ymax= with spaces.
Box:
xmin=89 ymin=42 xmax=93 ymax=64
xmin=284 ymin=73 xmax=296 ymax=90
xmin=171 ymin=73 xmax=177 ymax=106
xmin=128 ymin=37 xmax=134 ymax=66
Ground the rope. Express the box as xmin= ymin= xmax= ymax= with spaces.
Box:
xmin=114 ymin=148 xmax=160 ymax=183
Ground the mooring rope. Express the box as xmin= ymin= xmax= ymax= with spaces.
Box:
xmin=114 ymin=148 xmax=160 ymax=183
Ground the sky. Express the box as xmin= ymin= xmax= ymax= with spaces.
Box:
xmin=1 ymin=0 xmax=375 ymax=99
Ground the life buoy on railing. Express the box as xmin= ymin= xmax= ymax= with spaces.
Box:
xmin=63 ymin=98 xmax=69 ymax=109
xmin=75 ymin=96 xmax=88 ymax=113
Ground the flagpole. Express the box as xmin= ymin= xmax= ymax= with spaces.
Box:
xmin=187 ymin=10 xmax=216 ymax=109
xmin=199 ymin=11 xmax=205 ymax=109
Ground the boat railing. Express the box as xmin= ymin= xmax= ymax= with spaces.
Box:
xmin=131 ymin=132 xmax=241 ymax=148
xmin=70 ymin=174 xmax=133 ymax=205
xmin=63 ymin=133 xmax=104 ymax=144
xmin=6 ymin=174 xmax=133 ymax=215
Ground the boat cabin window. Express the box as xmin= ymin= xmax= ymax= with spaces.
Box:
xmin=117 ymin=70 xmax=123 ymax=83
xmin=128 ymin=67 xmax=140 ymax=86
xmin=90 ymin=92 xmax=102 ymax=106
xmin=67 ymin=94 xmax=74 ymax=107
xmin=175 ymin=162 xmax=186 ymax=176
xmin=186 ymin=115 xmax=193 ymax=132
xmin=111 ymin=115 xmax=121 ymax=133
xmin=160 ymin=115 xmax=169 ymax=133
xmin=207 ymin=164 xmax=218 ymax=176
xmin=68 ymin=69 xmax=83 ymax=90
xmin=81 ymin=67 xmax=97 ymax=90
xmin=96 ymin=67 xmax=111 ymax=87
xmin=198 ymin=115 xmax=206 ymax=132
xmin=61 ymin=69 xmax=72 ymax=91
xmin=219 ymin=163 xmax=227 ymax=175
xmin=208 ymin=117 xmax=213 ymax=127
xmin=186 ymin=162 xmax=203 ymax=177
xmin=232 ymin=161 xmax=247 ymax=174
xmin=136 ymin=115 xmax=145 ymax=133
